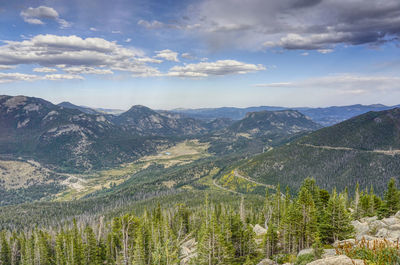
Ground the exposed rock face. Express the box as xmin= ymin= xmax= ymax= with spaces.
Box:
xmin=307 ymin=255 xmax=364 ymax=265
xmin=256 ymin=258 xmax=277 ymax=265
xmin=350 ymin=211 xmax=400 ymax=242
xmin=180 ymin=238 xmax=197 ymax=265
xmin=253 ymin=224 xmax=268 ymax=236
xmin=297 ymin=248 xmax=313 ymax=257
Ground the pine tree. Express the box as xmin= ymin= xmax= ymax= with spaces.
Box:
xmin=380 ymin=178 xmax=400 ymax=217
xmin=0 ymin=231 xmax=11 ymax=265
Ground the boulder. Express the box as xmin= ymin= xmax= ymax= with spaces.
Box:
xmin=360 ymin=216 xmax=378 ymax=223
xmin=253 ymin=224 xmax=268 ymax=236
xmin=321 ymin=249 xmax=336 ymax=258
xmin=333 ymin=239 xmax=355 ymax=248
xmin=257 ymin=258 xmax=277 ymax=265
xmin=375 ymin=228 xmax=389 ymax=238
xmin=382 ymin=217 xmax=399 ymax=226
xmin=351 ymin=220 xmax=369 ymax=239
xmin=395 ymin=210 xmax=400 ymax=219
xmin=307 ymin=255 xmax=364 ymax=265
xmin=369 ymin=220 xmax=387 ymax=231
xmin=297 ymin=248 xmax=313 ymax=257
xmin=388 ymin=224 xmax=400 ymax=231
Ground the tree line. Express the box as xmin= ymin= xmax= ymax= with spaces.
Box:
xmin=1 ymin=177 xmax=400 ymax=264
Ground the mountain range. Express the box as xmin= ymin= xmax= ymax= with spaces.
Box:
xmin=1 ymin=94 xmax=400 ymax=208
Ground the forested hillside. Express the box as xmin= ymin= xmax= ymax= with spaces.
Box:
xmin=1 ymin=178 xmax=400 ymax=264
xmin=238 ymin=108 xmax=400 ymax=194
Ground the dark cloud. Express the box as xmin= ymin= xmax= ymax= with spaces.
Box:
xmin=186 ymin=0 xmax=400 ymax=51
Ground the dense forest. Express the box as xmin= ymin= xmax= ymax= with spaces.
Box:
xmin=1 ymin=178 xmax=400 ymax=265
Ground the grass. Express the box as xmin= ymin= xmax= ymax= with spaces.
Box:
xmin=55 ymin=140 xmax=211 ymax=200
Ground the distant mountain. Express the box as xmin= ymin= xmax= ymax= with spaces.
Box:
xmin=94 ymin=107 xmax=126 ymax=115
xmin=205 ymin=110 xmax=321 ymax=155
xmin=168 ymin=104 xmax=398 ymax=126
xmin=297 ymin=104 xmax=394 ymax=126
xmin=169 ymin=106 xmax=287 ymax=120
xmin=228 ymin=110 xmax=321 ymax=136
xmin=58 ymin=101 xmax=101 ymax=115
xmin=237 ymin=108 xmax=400 ymax=194
xmin=113 ymin=105 xmax=209 ymax=136
xmin=0 ymin=96 xmax=168 ymax=171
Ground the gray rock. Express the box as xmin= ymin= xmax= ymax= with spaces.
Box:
xmin=375 ymin=228 xmax=389 ymax=238
xmin=382 ymin=217 xmax=399 ymax=226
xmin=388 ymin=224 xmax=400 ymax=231
xmin=360 ymin=216 xmax=378 ymax=223
xmin=351 ymin=220 xmax=369 ymax=239
xmin=297 ymin=248 xmax=314 ymax=257
xmin=253 ymin=224 xmax=268 ymax=236
xmin=322 ymin=249 xmax=336 ymax=258
xmin=307 ymin=255 xmax=364 ymax=265
xmin=395 ymin=210 xmax=400 ymax=219
xmin=257 ymin=258 xmax=277 ymax=265
xmin=333 ymin=239 xmax=355 ymax=248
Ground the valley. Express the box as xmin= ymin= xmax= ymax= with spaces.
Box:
xmin=1 ymin=95 xmax=400 ymax=265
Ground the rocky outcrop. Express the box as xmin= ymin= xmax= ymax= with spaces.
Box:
xmin=307 ymin=255 xmax=364 ymax=265
xmin=180 ymin=238 xmax=197 ymax=265
xmin=256 ymin=258 xmax=277 ymax=265
xmin=350 ymin=211 xmax=400 ymax=242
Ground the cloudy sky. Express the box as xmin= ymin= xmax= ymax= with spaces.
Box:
xmin=0 ymin=0 xmax=399 ymax=109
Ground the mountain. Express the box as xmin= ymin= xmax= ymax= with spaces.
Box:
xmin=113 ymin=105 xmax=209 ymax=136
xmin=205 ymin=110 xmax=321 ymax=155
xmin=58 ymin=101 xmax=102 ymax=115
xmin=228 ymin=110 xmax=321 ymax=136
xmin=0 ymin=96 xmax=167 ymax=172
xmin=297 ymin=104 xmax=393 ymax=126
xmin=236 ymin=108 xmax=400 ymax=194
xmin=168 ymin=104 xmax=397 ymax=126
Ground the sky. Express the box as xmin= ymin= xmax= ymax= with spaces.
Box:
xmin=0 ymin=0 xmax=400 ymax=110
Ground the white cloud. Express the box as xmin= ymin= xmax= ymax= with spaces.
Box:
xmin=317 ymin=49 xmax=334 ymax=54
xmin=111 ymin=30 xmax=122 ymax=34
xmin=125 ymin=38 xmax=131 ymax=43
xmin=0 ymin=34 xmax=160 ymax=78
xmin=90 ymin=27 xmax=98 ymax=31
xmin=138 ymin=19 xmax=164 ymax=29
xmin=0 ymin=65 xmax=15 ymax=70
xmin=44 ymin=74 xmax=83 ymax=80
xmin=181 ymin=53 xmax=196 ymax=60
xmin=155 ymin=49 xmax=179 ymax=62
xmin=167 ymin=60 xmax=265 ymax=77
xmin=301 ymin=52 xmax=309 ymax=56
xmin=254 ymin=74 xmax=400 ymax=94
xmin=20 ymin=6 xmax=71 ymax=28
xmin=33 ymin=67 xmax=57 ymax=73
xmin=0 ymin=73 xmax=39 ymax=83
xmin=64 ymin=66 xmax=113 ymax=75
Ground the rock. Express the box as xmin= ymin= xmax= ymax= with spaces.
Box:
xmin=351 ymin=220 xmax=369 ymax=239
xmin=257 ymin=258 xmax=277 ymax=265
xmin=360 ymin=216 xmax=378 ymax=223
xmin=297 ymin=248 xmax=314 ymax=257
xmin=395 ymin=211 xmax=400 ymax=219
xmin=375 ymin=228 xmax=389 ymax=238
xmin=370 ymin=220 xmax=387 ymax=231
xmin=382 ymin=217 xmax=399 ymax=226
xmin=322 ymin=249 xmax=336 ymax=258
xmin=307 ymin=255 xmax=364 ymax=265
xmin=388 ymin=224 xmax=400 ymax=231
xmin=333 ymin=239 xmax=355 ymax=248
xmin=253 ymin=224 xmax=268 ymax=236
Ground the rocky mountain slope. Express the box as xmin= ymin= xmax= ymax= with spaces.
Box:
xmin=0 ymin=95 xmax=168 ymax=171
xmin=113 ymin=105 xmax=210 ymax=136
xmin=206 ymin=110 xmax=321 ymax=155
xmin=237 ymin=108 xmax=400 ymax=193
xmin=169 ymin=104 xmax=399 ymax=126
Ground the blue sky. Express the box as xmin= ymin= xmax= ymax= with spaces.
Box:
xmin=0 ymin=0 xmax=400 ymax=109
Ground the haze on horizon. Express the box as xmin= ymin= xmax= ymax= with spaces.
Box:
xmin=0 ymin=0 xmax=400 ymax=109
